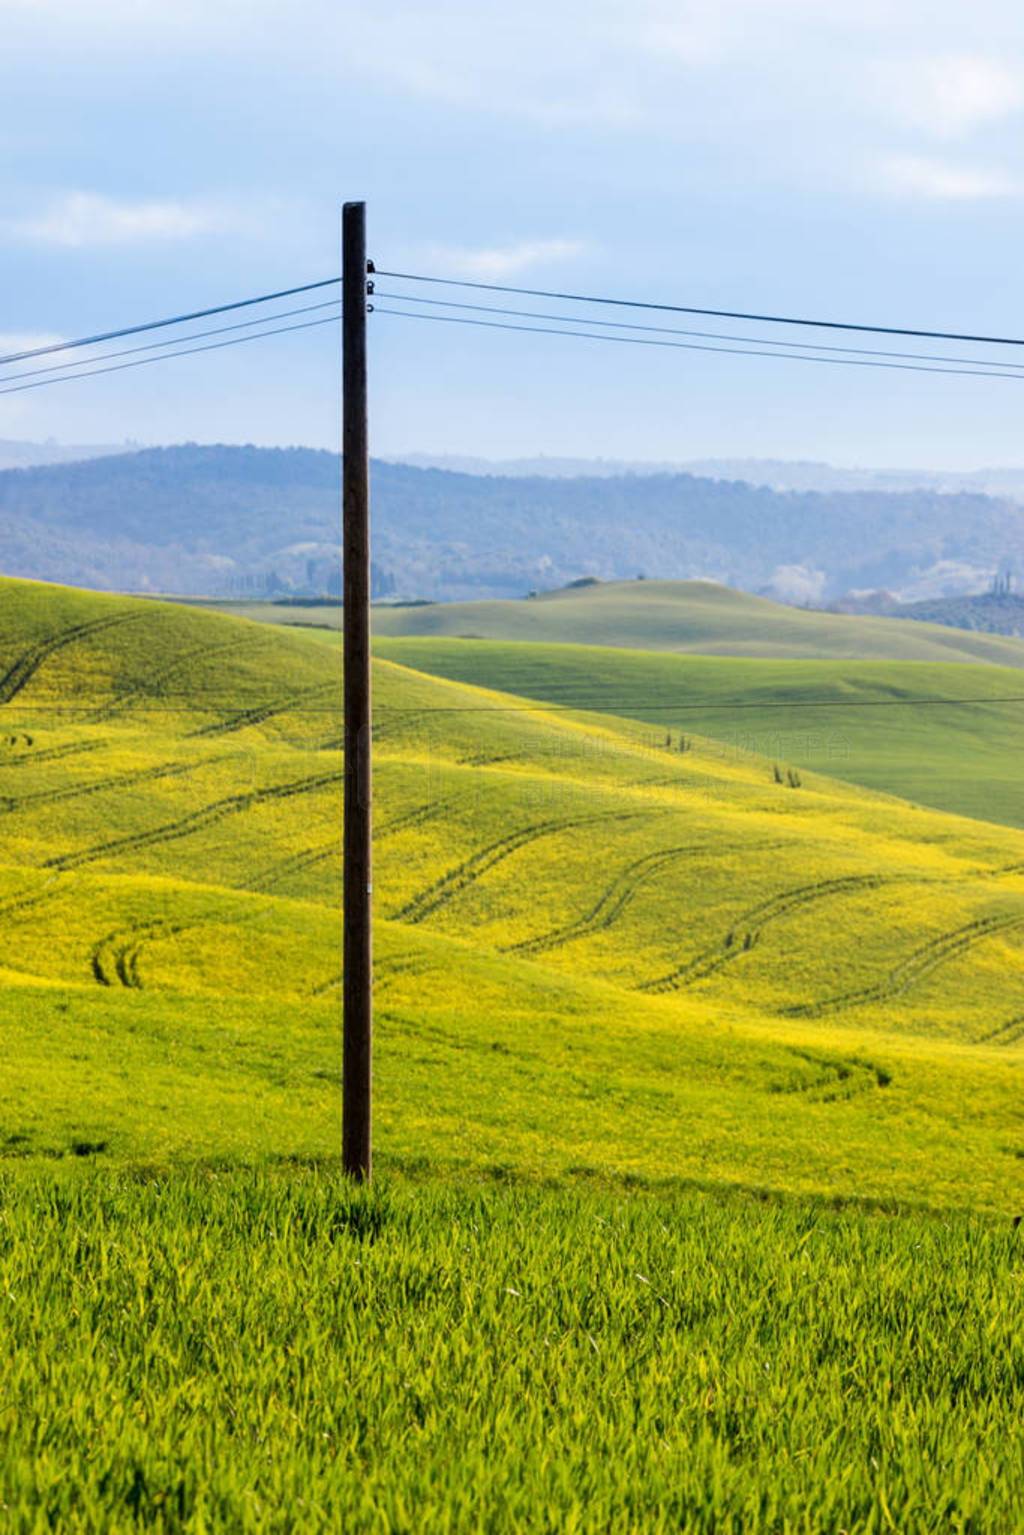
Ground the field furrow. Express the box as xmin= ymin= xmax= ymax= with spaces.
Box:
xmin=785 ymin=908 xmax=1024 ymax=1017
xmin=0 ymin=757 xmax=197 ymax=815
xmin=976 ymin=1013 xmax=1024 ymax=1045
xmin=641 ymin=873 xmax=901 ymax=993
xmin=190 ymin=682 xmax=337 ymax=738
xmin=0 ymin=739 xmax=103 ymax=771
xmin=0 ymin=613 xmax=143 ymax=707
xmin=248 ymin=842 xmax=337 ymax=891
xmin=393 ymin=810 xmax=642 ymax=925
xmin=42 ymin=768 xmax=344 ymax=872
xmin=507 ymin=844 xmax=706 ymax=956
xmin=771 ymin=1046 xmax=888 ymax=1101
xmin=88 ymin=635 xmax=264 ymax=722
xmin=376 ymin=799 xmax=452 ymax=839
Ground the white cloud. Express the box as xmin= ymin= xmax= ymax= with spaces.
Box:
xmin=876 ymin=54 xmax=1024 ymax=138
xmin=7 ymin=193 xmax=232 ymax=247
xmin=880 ymin=153 xmax=1019 ymax=199
xmin=422 ymin=239 xmax=590 ymax=280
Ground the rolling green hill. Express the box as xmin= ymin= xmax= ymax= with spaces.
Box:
xmin=370 ymin=578 xmax=1024 ymax=665
xmin=1 ymin=575 xmax=1024 ymax=1212
xmin=372 ymin=636 xmax=1024 ymax=830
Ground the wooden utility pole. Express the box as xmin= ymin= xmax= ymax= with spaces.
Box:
xmin=342 ymin=200 xmax=373 ymax=1181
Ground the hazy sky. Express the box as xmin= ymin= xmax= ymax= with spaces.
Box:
xmin=5 ymin=0 xmax=1024 ymax=466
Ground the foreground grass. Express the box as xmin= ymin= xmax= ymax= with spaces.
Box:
xmin=2 ymin=1168 xmax=1022 ymax=1533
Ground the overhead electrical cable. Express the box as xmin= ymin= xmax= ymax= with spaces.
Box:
xmin=0 ymin=300 xmax=342 ymax=387
xmin=0 ymin=277 xmax=342 ymax=366
xmin=376 ymin=291 xmax=1024 ymax=372
xmin=375 ymin=270 xmax=1024 ymax=350
xmin=17 ymin=693 xmax=1024 ymax=714
xmin=0 ymin=314 xmax=341 ymax=398
xmin=11 ymin=293 xmax=1023 ymax=394
xmin=374 ymin=306 xmax=1024 ymax=383
xmin=369 ymin=692 xmax=1024 ymax=713
xmin=8 ymin=262 xmax=1024 ymax=375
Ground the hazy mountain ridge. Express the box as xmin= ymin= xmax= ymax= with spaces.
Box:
xmin=1 ymin=442 xmax=1023 ymax=600
xmin=394 ymin=452 xmax=1024 ymax=500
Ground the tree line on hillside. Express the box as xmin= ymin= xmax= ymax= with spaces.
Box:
xmin=0 ymin=443 xmax=1021 ymax=602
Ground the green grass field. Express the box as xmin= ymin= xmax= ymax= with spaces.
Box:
xmin=5 ymin=575 xmax=1024 ymax=1528
xmin=194 ymin=578 xmax=1024 ymax=664
xmin=4 ymin=576 xmax=1024 ymax=1201
xmin=369 ymin=578 xmax=1024 ymax=666
xmin=5 ymin=1171 xmax=1023 ymax=1532
xmin=373 ymin=636 xmax=1024 ymax=831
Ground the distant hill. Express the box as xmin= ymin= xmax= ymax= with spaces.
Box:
xmin=394 ymin=452 xmax=1024 ymax=499
xmin=3 ymin=443 xmax=1024 ymax=601
xmin=0 ymin=444 xmax=344 ymax=596
xmin=371 ymin=578 xmax=1024 ymax=667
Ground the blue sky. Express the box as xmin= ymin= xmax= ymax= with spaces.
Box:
xmin=4 ymin=0 xmax=1024 ymax=467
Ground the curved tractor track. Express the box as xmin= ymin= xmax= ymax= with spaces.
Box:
xmin=640 ymin=872 xmax=903 ymax=995
xmin=0 ymin=739 xmax=103 ymax=771
xmin=770 ymin=1046 xmax=890 ymax=1102
xmin=43 ymin=767 xmax=344 ymax=873
xmin=506 ymin=844 xmax=708 ymax=958
xmin=507 ymin=837 xmax=793 ymax=960
xmin=376 ymin=797 xmax=460 ymax=841
xmin=0 ymin=757 xmax=198 ymax=817
xmin=0 ymin=873 xmax=69 ymax=928
xmin=393 ymin=810 xmax=645 ymax=927
xmin=91 ymin=918 xmax=190 ymax=989
xmin=0 ymin=613 xmax=144 ymax=709
xmin=312 ymin=949 xmax=442 ymax=999
xmin=783 ymin=906 xmax=1024 ymax=1019
xmin=247 ymin=842 xmax=338 ymax=894
xmin=373 ymin=951 xmax=443 ymax=991
xmin=91 ymin=898 xmax=289 ymax=992
xmin=88 ymin=634 xmax=266 ymax=723
xmin=190 ymin=682 xmax=338 ymax=740
xmin=977 ymin=1014 xmax=1024 ymax=1046
xmin=311 ymin=973 xmax=342 ymax=999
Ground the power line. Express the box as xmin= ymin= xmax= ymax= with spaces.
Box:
xmin=9 ymin=291 xmax=1021 ymax=397
xmin=368 ymin=693 xmax=1024 ymax=713
xmin=12 ymin=693 xmax=1024 ymax=712
xmin=377 ymin=291 xmax=1024 ymax=373
xmin=376 ymin=269 xmax=1024 ymax=350
xmin=374 ymin=306 xmax=1024 ymax=383
xmin=8 ymin=260 xmax=1024 ymax=381
xmin=0 ymin=313 xmax=341 ymax=398
xmin=0 ymin=300 xmax=341 ymax=387
xmin=0 ymin=277 xmax=341 ymax=367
